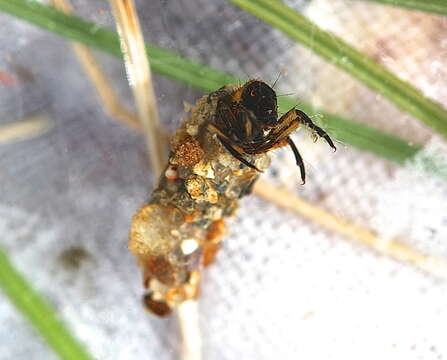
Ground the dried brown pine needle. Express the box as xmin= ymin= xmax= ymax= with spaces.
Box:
xmin=50 ymin=0 xmax=140 ymax=131
xmin=0 ymin=115 xmax=51 ymax=144
xmin=253 ymin=179 xmax=447 ymax=279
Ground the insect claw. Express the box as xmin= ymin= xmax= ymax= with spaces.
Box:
xmin=244 ymin=160 xmax=263 ymax=172
xmin=247 ymin=162 xmax=263 ymax=172
xmin=322 ymin=135 xmax=336 ymax=152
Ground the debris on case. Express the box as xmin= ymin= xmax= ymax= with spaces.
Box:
xmin=129 ymin=85 xmax=271 ymax=316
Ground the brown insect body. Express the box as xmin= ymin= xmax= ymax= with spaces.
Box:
xmin=209 ymin=80 xmax=336 ymax=184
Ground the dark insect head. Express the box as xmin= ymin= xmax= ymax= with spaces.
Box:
xmin=240 ymin=80 xmax=278 ymax=128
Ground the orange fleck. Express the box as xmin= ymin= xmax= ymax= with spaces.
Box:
xmin=0 ymin=71 xmax=16 ymax=87
xmin=203 ymin=243 xmax=221 ymax=267
xmin=203 ymin=219 xmax=226 ymax=266
xmin=206 ymin=218 xmax=226 ymax=241
xmin=144 ymin=256 xmax=176 ymax=286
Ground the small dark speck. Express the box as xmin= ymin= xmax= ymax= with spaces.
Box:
xmin=58 ymin=246 xmax=91 ymax=271
xmin=426 ymin=227 xmax=437 ymax=237
xmin=13 ymin=64 xmax=36 ymax=83
xmin=316 ymin=191 xmax=328 ymax=202
xmin=269 ymin=167 xmax=279 ymax=178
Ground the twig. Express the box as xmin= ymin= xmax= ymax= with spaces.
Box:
xmin=109 ymin=0 xmax=165 ymax=176
xmin=50 ymin=0 xmax=141 ymax=131
xmin=0 ymin=115 xmax=51 ymax=144
xmin=253 ymin=179 xmax=447 ymax=278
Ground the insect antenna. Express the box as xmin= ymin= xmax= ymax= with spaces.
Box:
xmin=271 ymin=71 xmax=282 ymax=89
xmin=276 ymin=92 xmax=296 ymax=97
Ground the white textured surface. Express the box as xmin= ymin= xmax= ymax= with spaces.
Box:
xmin=1 ymin=0 xmax=447 ymax=359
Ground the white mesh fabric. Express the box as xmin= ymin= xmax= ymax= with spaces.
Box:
xmin=1 ymin=0 xmax=447 ymax=359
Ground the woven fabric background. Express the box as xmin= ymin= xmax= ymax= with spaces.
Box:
xmin=1 ymin=0 xmax=447 ymax=359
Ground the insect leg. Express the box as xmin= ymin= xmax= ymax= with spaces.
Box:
xmin=294 ymin=109 xmax=336 ymax=152
xmin=217 ymin=136 xmax=262 ymax=172
xmin=287 ymin=136 xmax=306 ymax=185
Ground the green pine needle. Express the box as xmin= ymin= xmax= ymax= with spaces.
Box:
xmin=353 ymin=0 xmax=447 ymax=16
xmin=0 ymin=246 xmax=93 ymax=360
